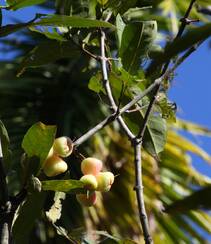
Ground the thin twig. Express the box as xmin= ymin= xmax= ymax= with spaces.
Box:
xmin=74 ymin=76 xmax=161 ymax=147
xmin=100 ymin=30 xmax=135 ymax=140
xmin=137 ymin=0 xmax=197 ymax=141
xmin=100 ymin=29 xmax=153 ymax=243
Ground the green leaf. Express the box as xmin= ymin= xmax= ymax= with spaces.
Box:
xmin=0 ymin=14 xmax=115 ymax=37
xmin=0 ymin=120 xmax=11 ymax=169
xmin=22 ymin=122 xmax=56 ymax=172
xmin=165 ymin=186 xmax=211 ymax=213
xmin=125 ymin=112 xmax=167 ymax=156
xmin=17 ymin=40 xmax=80 ymax=76
xmin=29 ymin=26 xmax=66 ymax=41
xmin=88 ymin=72 xmax=105 ymax=93
xmin=115 ymin=14 xmax=126 ymax=48
xmin=143 ymin=114 xmax=167 ymax=156
xmin=156 ymin=93 xmax=176 ymax=122
xmin=0 ymin=21 xmax=31 ymax=37
xmin=147 ymin=23 xmax=211 ymax=75
xmin=122 ymin=7 xmax=152 ymax=22
xmin=33 ymin=14 xmax=116 ymax=29
xmin=41 ymin=179 xmax=86 ymax=194
xmin=6 ymin=0 xmax=46 ymax=10
xmin=12 ymin=191 xmax=46 ymax=244
xmin=119 ymin=20 xmax=157 ymax=74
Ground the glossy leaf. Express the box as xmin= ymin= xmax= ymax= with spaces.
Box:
xmin=0 ymin=120 xmax=11 ymax=169
xmin=147 ymin=23 xmax=211 ymax=75
xmin=17 ymin=40 xmax=80 ymax=75
xmin=41 ymin=179 xmax=86 ymax=194
xmin=88 ymin=72 xmax=105 ymax=93
xmin=34 ymin=14 xmax=115 ymax=28
xmin=125 ymin=112 xmax=167 ymax=156
xmin=12 ymin=191 xmax=46 ymax=244
xmin=115 ymin=14 xmax=126 ymax=48
xmin=6 ymin=0 xmax=46 ymax=10
xmin=0 ymin=14 xmax=115 ymax=37
xmin=22 ymin=122 xmax=56 ymax=171
xmin=119 ymin=20 xmax=157 ymax=74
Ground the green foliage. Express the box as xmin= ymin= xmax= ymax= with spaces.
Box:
xmin=0 ymin=14 xmax=115 ymax=37
xmin=5 ymin=0 xmax=47 ymax=10
xmin=22 ymin=122 xmax=56 ymax=171
xmin=18 ymin=40 xmax=80 ymax=75
xmin=12 ymin=191 xmax=46 ymax=244
xmin=0 ymin=0 xmax=211 ymax=243
xmin=0 ymin=120 xmax=11 ymax=169
xmin=119 ymin=20 xmax=157 ymax=74
xmin=41 ymin=180 xmax=86 ymax=194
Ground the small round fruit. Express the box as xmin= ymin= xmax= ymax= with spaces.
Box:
xmin=53 ymin=136 xmax=73 ymax=158
xmin=96 ymin=172 xmax=115 ymax=192
xmin=81 ymin=157 xmax=103 ymax=176
xmin=43 ymin=155 xmax=68 ymax=177
xmin=80 ymin=175 xmax=98 ymax=190
xmin=76 ymin=191 xmax=97 ymax=207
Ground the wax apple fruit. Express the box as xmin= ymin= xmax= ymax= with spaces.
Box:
xmin=43 ymin=155 xmax=68 ymax=177
xmin=80 ymin=175 xmax=98 ymax=190
xmin=53 ymin=136 xmax=73 ymax=157
xmin=81 ymin=157 xmax=103 ymax=175
xmin=96 ymin=172 xmax=114 ymax=192
xmin=76 ymin=191 xmax=97 ymax=207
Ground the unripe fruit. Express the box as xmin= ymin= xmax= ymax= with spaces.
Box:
xmin=53 ymin=137 xmax=73 ymax=158
xmin=96 ymin=172 xmax=115 ymax=192
xmin=76 ymin=191 xmax=97 ymax=207
xmin=80 ymin=175 xmax=98 ymax=190
xmin=43 ymin=155 xmax=68 ymax=177
xmin=81 ymin=157 xmax=103 ymax=176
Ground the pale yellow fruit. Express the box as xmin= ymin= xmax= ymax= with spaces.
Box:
xmin=80 ymin=175 xmax=98 ymax=190
xmin=96 ymin=172 xmax=115 ymax=192
xmin=81 ymin=157 xmax=103 ymax=175
xmin=53 ymin=136 xmax=73 ymax=158
xmin=43 ymin=155 xmax=68 ymax=177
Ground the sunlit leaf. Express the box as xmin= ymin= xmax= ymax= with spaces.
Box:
xmin=0 ymin=120 xmax=11 ymax=169
xmin=42 ymin=179 xmax=86 ymax=194
xmin=22 ymin=122 xmax=56 ymax=171
xmin=6 ymin=0 xmax=46 ymax=10
xmin=119 ymin=20 xmax=157 ymax=74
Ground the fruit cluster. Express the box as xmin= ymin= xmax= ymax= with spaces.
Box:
xmin=42 ymin=137 xmax=114 ymax=207
xmin=76 ymin=157 xmax=114 ymax=207
xmin=43 ymin=137 xmax=73 ymax=177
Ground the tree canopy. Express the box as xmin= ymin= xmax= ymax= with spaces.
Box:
xmin=0 ymin=0 xmax=211 ymax=243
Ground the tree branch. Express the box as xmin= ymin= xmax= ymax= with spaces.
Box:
xmin=137 ymin=0 xmax=197 ymax=142
xmin=100 ymin=30 xmax=135 ymax=140
xmin=0 ymin=140 xmax=10 ymax=244
xmin=100 ymin=29 xmax=153 ymax=243
xmin=74 ymin=77 xmax=161 ymax=146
